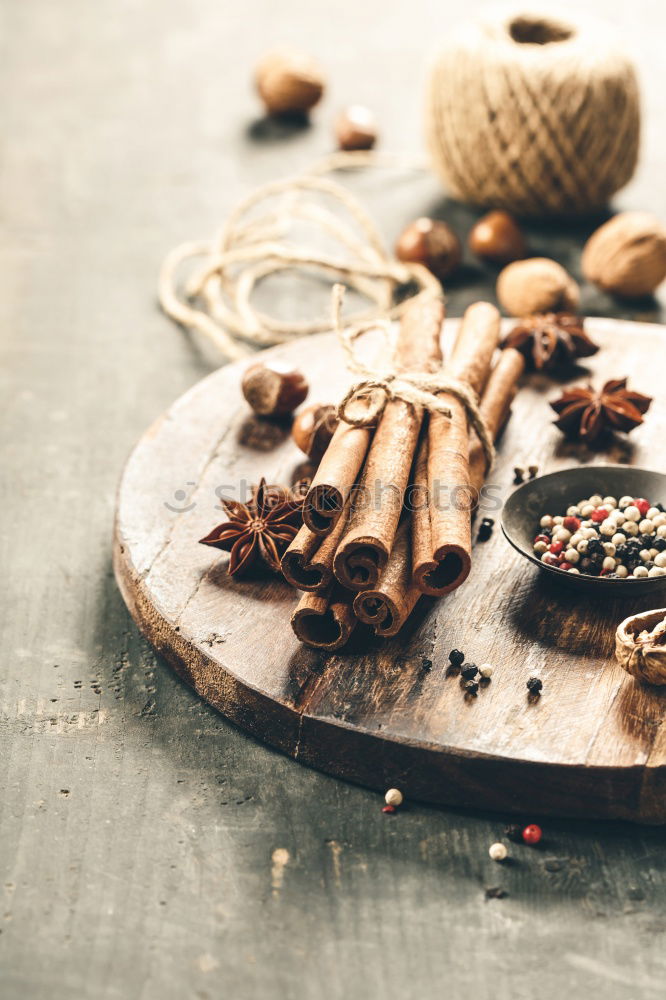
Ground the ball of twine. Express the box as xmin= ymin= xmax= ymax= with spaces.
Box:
xmin=425 ymin=7 xmax=641 ymax=216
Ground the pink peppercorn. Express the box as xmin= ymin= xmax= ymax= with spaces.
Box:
xmin=635 ymin=498 xmax=650 ymax=517
xmin=549 ymin=541 xmax=564 ymax=555
xmin=591 ymin=508 xmax=608 ymax=523
xmin=522 ymin=824 xmax=542 ymax=845
xmin=562 ymin=516 xmax=581 ymax=532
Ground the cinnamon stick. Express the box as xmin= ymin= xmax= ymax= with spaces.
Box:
xmin=356 ymin=346 xmax=524 ymax=637
xmin=303 ymin=421 xmax=372 ymax=534
xmin=353 ymin=520 xmax=418 ymax=637
xmin=291 ymin=584 xmax=357 ymax=650
xmin=333 ymin=296 xmax=445 ymax=591
xmin=412 ymin=302 xmax=500 ymax=597
xmin=281 ymin=506 xmax=349 ymax=591
xmin=469 ymin=346 xmax=525 ymax=494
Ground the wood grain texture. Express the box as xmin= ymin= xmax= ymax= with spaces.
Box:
xmin=115 ymin=318 xmax=666 ymax=823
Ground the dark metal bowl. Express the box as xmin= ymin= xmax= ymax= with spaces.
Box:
xmin=501 ymin=465 xmax=666 ymax=595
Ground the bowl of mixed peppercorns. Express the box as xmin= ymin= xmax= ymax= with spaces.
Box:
xmin=502 ymin=466 xmax=666 ymax=593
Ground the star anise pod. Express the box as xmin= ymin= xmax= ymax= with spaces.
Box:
xmin=551 ymin=377 xmax=652 ymax=445
xmin=200 ymin=478 xmax=303 ymax=576
xmin=502 ymin=313 xmax=598 ymax=371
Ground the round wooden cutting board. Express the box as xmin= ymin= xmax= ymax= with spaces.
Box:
xmin=114 ymin=318 xmax=666 ymax=823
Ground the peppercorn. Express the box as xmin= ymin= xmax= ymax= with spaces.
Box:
xmin=514 ymin=466 xmax=525 ymax=484
xmin=449 ymin=649 xmax=465 ymax=666
xmin=527 ymin=676 xmax=543 ymax=695
xmin=504 ymin=823 xmax=523 ymax=843
xmin=477 ymin=518 xmax=494 ymax=542
xmin=461 ymin=662 xmax=478 ymax=680
xmin=384 ymin=788 xmax=403 ymax=808
xmin=528 ymin=465 xmax=539 ymax=479
xmin=464 ymin=679 xmax=479 ymax=696
xmin=522 ymin=823 xmax=543 ymax=845
xmin=488 ymin=842 xmax=508 ymax=862
xmin=382 ymin=804 xmax=396 ymax=814
xmin=421 ymin=656 xmax=433 ymax=671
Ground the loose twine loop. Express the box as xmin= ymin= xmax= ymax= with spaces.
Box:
xmin=158 ymin=151 xmax=437 ymax=362
xmin=331 ymin=285 xmax=495 ymax=472
xmin=158 ymin=149 xmax=493 ymax=469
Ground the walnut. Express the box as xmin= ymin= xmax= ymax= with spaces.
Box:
xmin=496 ymin=258 xmax=579 ymax=317
xmin=582 ymin=211 xmax=666 ymax=298
xmin=255 ymin=49 xmax=325 ymax=116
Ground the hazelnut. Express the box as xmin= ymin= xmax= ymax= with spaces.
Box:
xmin=395 ymin=217 xmax=461 ymax=282
xmin=496 ymin=258 xmax=579 ymax=317
xmin=334 ymin=105 xmax=377 ymax=151
xmin=291 ymin=403 xmax=338 ymax=461
xmin=468 ymin=210 xmax=526 ymax=265
xmin=241 ymin=361 xmax=309 ymax=417
xmin=255 ymin=49 xmax=325 ymax=116
xmin=582 ymin=211 xmax=666 ymax=298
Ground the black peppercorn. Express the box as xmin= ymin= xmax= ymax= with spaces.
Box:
xmin=504 ymin=823 xmax=523 ymax=843
xmin=464 ymin=679 xmax=479 ymax=696
xmin=656 ymin=503 xmax=666 ymax=513
xmin=477 ymin=524 xmax=492 ymax=542
xmin=586 ymin=538 xmax=604 ymax=556
xmin=654 ymin=538 xmax=666 ymax=552
xmin=449 ymin=649 xmax=465 ymax=666
xmin=527 ymin=676 xmax=543 ymax=694
xmin=461 ymin=662 xmax=478 ymax=680
xmin=422 ymin=657 xmax=433 ymax=672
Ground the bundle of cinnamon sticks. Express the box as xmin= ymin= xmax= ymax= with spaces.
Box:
xmin=283 ymin=297 xmax=525 ymax=650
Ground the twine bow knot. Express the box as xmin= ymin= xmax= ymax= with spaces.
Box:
xmin=332 ymin=285 xmax=495 ymax=472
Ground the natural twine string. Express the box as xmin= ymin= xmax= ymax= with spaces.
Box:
xmin=158 ymin=152 xmax=437 ymax=362
xmin=331 ymin=285 xmax=495 ymax=472
xmin=424 ymin=8 xmax=640 ymax=216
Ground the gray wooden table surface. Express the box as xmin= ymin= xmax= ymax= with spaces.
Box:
xmin=2 ymin=1 xmax=666 ymax=998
